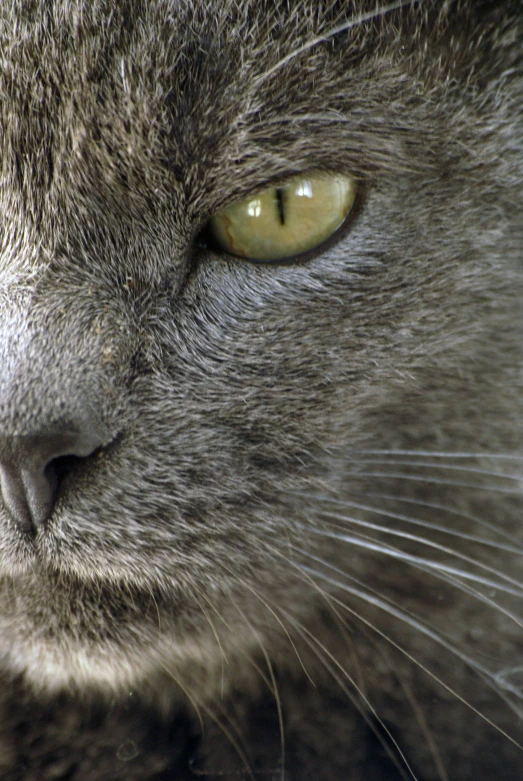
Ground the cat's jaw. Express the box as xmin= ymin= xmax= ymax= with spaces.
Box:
xmin=0 ymin=540 xmax=301 ymax=698
xmin=0 ymin=565 xmax=235 ymax=698
xmin=0 ymin=620 xmax=224 ymax=697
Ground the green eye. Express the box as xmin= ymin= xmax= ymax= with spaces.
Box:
xmin=207 ymin=173 xmax=357 ymax=262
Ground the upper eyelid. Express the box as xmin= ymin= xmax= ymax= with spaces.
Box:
xmin=208 ymin=169 xmax=358 ymax=214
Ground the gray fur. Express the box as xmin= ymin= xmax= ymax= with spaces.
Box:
xmin=0 ymin=0 xmax=522 ymax=778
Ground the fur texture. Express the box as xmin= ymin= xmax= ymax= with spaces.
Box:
xmin=0 ymin=1 xmax=522 ymax=778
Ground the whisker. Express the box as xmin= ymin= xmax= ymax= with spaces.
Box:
xmin=156 ymin=659 xmax=205 ymax=733
xmin=159 ymin=658 xmax=256 ymax=779
xmin=272 ymin=549 xmax=523 ymax=748
xmin=225 ymin=559 xmax=418 ymax=779
xmin=344 ymin=458 xmax=523 ymax=482
xmin=313 ymin=573 xmax=523 ymax=747
xmin=293 ymin=550 xmax=523 ymax=724
xmin=346 ymin=471 xmax=523 ymax=494
xmin=355 ymin=492 xmax=523 ymax=552
xmin=252 ymin=0 xmax=421 ymax=88
xmin=219 ymin=561 xmax=317 ymax=687
xmin=299 ymin=518 xmax=523 ymax=598
xmin=381 ymin=642 xmax=450 ymax=781
xmin=346 ymin=450 xmax=523 ymax=461
xmin=296 ymin=490 xmax=523 ymax=554
xmin=197 ymin=599 xmax=229 ymax=696
xmin=229 ymin=596 xmax=285 ymax=781
xmin=278 ymin=607 xmax=419 ymax=781
xmin=300 ymin=526 xmax=523 ymax=632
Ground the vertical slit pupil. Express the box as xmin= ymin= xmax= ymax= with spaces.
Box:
xmin=276 ymin=188 xmax=285 ymax=225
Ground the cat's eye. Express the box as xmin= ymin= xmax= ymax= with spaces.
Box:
xmin=207 ymin=173 xmax=357 ymax=263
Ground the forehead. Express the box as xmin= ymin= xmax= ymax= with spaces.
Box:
xmin=0 ymin=3 xmax=399 ymax=153
xmin=0 ymin=1 xmax=453 ymax=250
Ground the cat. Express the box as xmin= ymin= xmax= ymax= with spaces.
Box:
xmin=0 ymin=0 xmax=521 ymax=779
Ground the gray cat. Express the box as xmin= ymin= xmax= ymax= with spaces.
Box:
xmin=0 ymin=1 xmax=521 ymax=779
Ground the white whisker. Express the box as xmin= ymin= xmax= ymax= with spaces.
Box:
xmin=283 ymin=554 xmax=523 ymax=748
xmin=220 ymin=559 xmax=316 ymax=686
xmin=304 ymin=492 xmax=523 ymax=556
xmin=296 ymin=489 xmax=523 ymax=553
xmin=347 ymin=471 xmax=523 ymax=494
xmin=297 ymin=527 xmax=523 ymax=638
xmin=294 ymin=551 xmax=523 ymax=712
xmin=346 ymin=458 xmax=523 ymax=482
xmin=252 ymin=0 xmax=421 ymax=88
xmin=227 ymin=558 xmax=419 ymax=778
xmin=388 ymin=650 xmax=450 ymax=781
xmin=356 ymin=492 xmax=523 ymax=552
xmin=254 ymin=544 xmax=523 ymax=765
xmin=279 ymin=607 xmax=419 ymax=781
xmin=160 ymin=658 xmax=256 ymax=780
xmin=198 ymin=600 xmax=229 ymax=697
xmin=347 ymin=450 xmax=523 ymax=460
xmin=299 ymin=518 xmax=523 ymax=598
xmin=229 ymin=595 xmax=285 ymax=781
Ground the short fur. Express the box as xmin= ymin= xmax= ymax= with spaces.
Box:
xmin=0 ymin=1 xmax=522 ymax=779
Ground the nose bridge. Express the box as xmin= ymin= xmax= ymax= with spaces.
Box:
xmin=1 ymin=431 xmax=103 ymax=469
xmin=0 ymin=326 xmax=83 ymax=438
xmin=0 ymin=289 xmax=113 ymax=438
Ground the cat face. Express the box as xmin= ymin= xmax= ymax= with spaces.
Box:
xmin=0 ymin=3 xmax=521 ymax=751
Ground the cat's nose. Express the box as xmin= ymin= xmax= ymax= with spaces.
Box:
xmin=0 ymin=429 xmax=105 ymax=535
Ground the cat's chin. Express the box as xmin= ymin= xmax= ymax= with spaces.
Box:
xmin=0 ymin=614 xmax=224 ymax=697
xmin=0 ymin=567 xmax=225 ymax=697
xmin=1 ymin=633 xmax=155 ymax=694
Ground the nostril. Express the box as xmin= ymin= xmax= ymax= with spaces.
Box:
xmin=0 ymin=429 xmax=107 ymax=535
xmin=49 ymin=454 xmax=89 ymax=485
xmin=42 ymin=454 xmax=87 ymax=508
